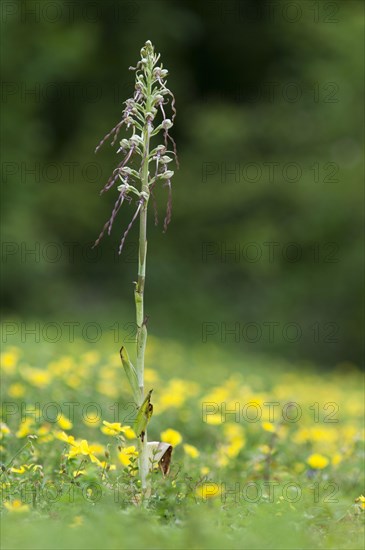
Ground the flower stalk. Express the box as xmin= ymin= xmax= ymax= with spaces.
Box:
xmin=93 ymin=40 xmax=177 ymax=499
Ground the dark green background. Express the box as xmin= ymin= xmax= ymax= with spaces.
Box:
xmin=1 ymin=0 xmax=363 ymax=366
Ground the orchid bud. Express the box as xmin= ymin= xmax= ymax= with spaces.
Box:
xmin=120 ymin=139 xmax=131 ymax=149
xmin=153 ymin=67 xmax=168 ymax=79
xmin=129 ymin=135 xmax=143 ymax=146
xmin=154 ymin=93 xmax=164 ymax=102
xmin=160 ymin=170 xmax=174 ymax=179
xmin=160 ymin=155 xmax=173 ymax=163
xmin=153 ymin=145 xmax=166 ymax=155
xmin=162 ymin=119 xmax=173 ymax=130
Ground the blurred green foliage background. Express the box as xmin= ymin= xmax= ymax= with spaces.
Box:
xmin=1 ymin=0 xmax=363 ymax=366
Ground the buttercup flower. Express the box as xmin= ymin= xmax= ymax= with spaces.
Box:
xmin=15 ymin=418 xmax=35 ymax=438
xmin=56 ymin=431 xmax=75 ymax=445
xmin=307 ymin=453 xmax=329 ymax=469
xmin=0 ymin=348 xmax=20 ymax=374
xmin=161 ymin=428 xmax=182 ymax=447
xmin=0 ymin=423 xmax=10 ymax=439
xmin=4 ymin=500 xmax=29 ymax=513
xmin=183 ymin=443 xmax=200 ymax=458
xmin=262 ymin=421 xmax=276 ymax=433
xmin=196 ymin=483 xmax=221 ymax=500
xmin=101 ymin=421 xmax=136 ymax=438
xmin=64 ymin=438 xmax=103 ymax=467
xmin=8 ymin=383 xmax=26 ymax=398
xmin=355 ymin=495 xmax=365 ymax=510
xmin=57 ymin=415 xmax=73 ymax=431
xmin=118 ymin=446 xmax=139 ymax=467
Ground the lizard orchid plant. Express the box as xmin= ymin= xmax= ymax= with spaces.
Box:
xmin=93 ymin=40 xmax=178 ymax=500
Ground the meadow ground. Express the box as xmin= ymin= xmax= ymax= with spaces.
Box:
xmin=1 ymin=336 xmax=364 ymax=549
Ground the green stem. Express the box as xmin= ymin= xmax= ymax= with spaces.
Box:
xmin=135 ymin=63 xmax=152 ymax=498
xmin=1 ymin=440 xmax=31 ymax=473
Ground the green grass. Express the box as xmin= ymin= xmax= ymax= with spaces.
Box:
xmin=1 ymin=333 xmax=364 ymax=549
xmin=2 ymin=497 xmax=364 ymax=550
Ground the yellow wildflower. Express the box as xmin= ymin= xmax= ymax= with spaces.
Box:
xmin=16 ymin=418 xmax=34 ymax=438
xmin=66 ymin=375 xmax=82 ymax=389
xmin=73 ymin=470 xmax=86 ymax=477
xmin=294 ymin=462 xmax=305 ymax=473
xmin=96 ymin=381 xmax=118 ymax=397
xmin=355 ymin=495 xmax=365 ymax=510
xmin=23 ymin=368 xmax=52 ymax=388
xmin=4 ymin=500 xmax=29 ymax=513
xmin=217 ymin=451 xmax=229 ymax=468
xmin=8 ymin=383 xmax=26 ymax=398
xmin=101 ymin=421 xmax=136 ymax=438
xmin=118 ymin=446 xmax=138 ymax=467
xmin=37 ymin=424 xmax=51 ymax=437
xmin=223 ymin=424 xmax=245 ymax=440
xmin=307 ymin=453 xmax=329 ymax=469
xmin=223 ymin=424 xmax=245 ymax=457
xmin=82 ymin=410 xmax=101 ymax=428
xmin=67 ymin=439 xmax=103 ymax=466
xmin=294 ymin=426 xmax=337 ymax=445
xmin=48 ymin=356 xmax=75 ymax=376
xmin=183 ymin=443 xmax=200 ymax=458
xmin=226 ymin=440 xmax=244 ymax=458
xmin=1 ymin=349 xmax=20 ymax=374
xmin=57 ymin=415 xmax=73 ymax=431
xmin=196 ymin=483 xmax=221 ymax=500
xmin=0 ymin=423 xmax=11 ymax=439
xmin=202 ymin=387 xmax=229 ymax=403
xmin=10 ymin=464 xmax=42 ymax=475
xmin=81 ymin=351 xmax=100 ymax=366
xmin=56 ymin=431 xmax=75 ymax=445
xmin=101 ymin=421 xmax=124 ymax=436
xmin=205 ymin=414 xmax=222 ymax=425
xmin=70 ymin=515 xmax=83 ymax=528
xmin=332 ymin=453 xmax=342 ymax=467
xmin=161 ymin=428 xmax=182 ymax=447
xmin=259 ymin=444 xmax=272 ymax=455
xmin=57 ymin=432 xmax=103 ymax=466
xmin=262 ymin=421 xmax=276 ymax=433
xmin=122 ymin=426 xmax=136 ymax=439
xmin=88 ymin=443 xmax=104 ymax=455
xmin=144 ymin=368 xmax=159 ymax=385
xmin=36 ymin=424 xmax=53 ymax=443
xmin=10 ymin=465 xmax=27 ymax=474
xmin=341 ymin=426 xmax=357 ymax=442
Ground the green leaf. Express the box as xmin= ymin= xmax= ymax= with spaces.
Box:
xmin=119 ymin=347 xmax=141 ymax=402
xmin=134 ymin=389 xmax=153 ymax=441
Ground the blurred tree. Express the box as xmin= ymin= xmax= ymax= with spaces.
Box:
xmin=1 ymin=0 xmax=363 ymax=366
